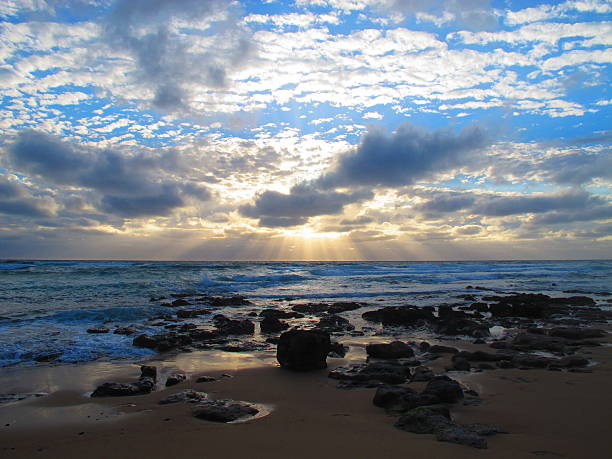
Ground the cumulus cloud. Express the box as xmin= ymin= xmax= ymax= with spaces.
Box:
xmin=0 ymin=175 xmax=55 ymax=218
xmin=317 ymin=123 xmax=487 ymax=189
xmin=7 ymin=130 xmax=211 ymax=218
xmin=103 ymin=0 xmax=255 ymax=111
xmin=240 ymin=183 xmax=373 ymax=227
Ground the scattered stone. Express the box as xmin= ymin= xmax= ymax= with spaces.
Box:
xmin=435 ymin=425 xmax=488 ymax=449
xmin=449 ymin=357 xmax=471 ymax=372
xmin=34 ymin=352 xmax=62 ymax=362
xmin=429 ymin=345 xmax=459 ymax=354
xmin=330 ymin=361 xmax=411 ymax=387
xmin=91 ymin=366 xmax=156 ymax=397
xmin=362 ymin=306 xmax=434 ymax=327
xmin=196 ymin=376 xmax=217 ymax=383
xmin=366 ymin=341 xmax=414 ymax=359
xmin=395 ymin=405 xmax=453 ymax=434
xmin=114 ymin=326 xmax=138 ymax=335
xmin=159 ymin=389 xmax=207 ymax=405
xmin=259 ymin=309 xmax=303 ymax=319
xmin=213 ymin=315 xmax=255 ymax=336
xmin=176 ymin=308 xmax=210 ymax=319
xmin=411 ymin=366 xmax=435 ymax=382
xmin=165 ymin=373 xmax=187 ymax=387
xmin=260 ymin=316 xmax=289 ymax=333
xmin=86 ymin=326 xmax=110 ymax=334
xmin=315 ymin=314 xmax=354 ymax=333
xmin=172 ymin=299 xmax=191 ymax=307
xmin=328 ymin=342 xmax=348 ymax=358
xmin=192 ymin=399 xmax=258 ymax=423
xmin=277 ymin=329 xmax=331 ymax=371
xmin=422 ymin=376 xmax=464 ymax=403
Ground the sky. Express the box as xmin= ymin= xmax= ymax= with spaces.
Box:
xmin=0 ymin=0 xmax=611 ymax=261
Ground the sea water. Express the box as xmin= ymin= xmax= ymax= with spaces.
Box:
xmin=1 ymin=260 xmax=611 ymax=367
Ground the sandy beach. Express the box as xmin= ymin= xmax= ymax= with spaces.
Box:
xmin=2 ymin=329 xmax=611 ymax=459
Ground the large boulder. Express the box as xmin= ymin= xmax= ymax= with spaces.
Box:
xmin=422 ymin=376 xmax=464 ymax=403
xmin=277 ymin=329 xmax=331 ymax=371
xmin=366 ymin=341 xmax=414 ymax=359
xmin=362 ymin=306 xmax=434 ymax=327
xmin=91 ymin=366 xmax=156 ymax=397
xmin=260 ymin=316 xmax=289 ymax=333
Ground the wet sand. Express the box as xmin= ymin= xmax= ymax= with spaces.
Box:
xmin=1 ymin=337 xmax=612 ymax=459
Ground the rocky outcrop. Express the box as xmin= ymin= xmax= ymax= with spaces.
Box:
xmin=330 ymin=361 xmax=412 ymax=387
xmin=213 ymin=315 xmax=254 ymax=336
xmin=159 ymin=389 xmax=207 ymax=405
xmin=362 ymin=306 xmax=434 ymax=327
xmin=192 ymin=399 xmax=259 ymax=423
xmin=366 ymin=341 xmax=414 ymax=359
xmin=277 ymin=329 xmax=331 ymax=371
xmin=165 ymin=373 xmax=187 ymax=387
xmin=91 ymin=366 xmax=157 ymax=397
xmin=260 ymin=316 xmax=289 ymax=333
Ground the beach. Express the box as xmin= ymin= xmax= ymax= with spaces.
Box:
xmin=1 ymin=260 xmax=612 ymax=458
xmin=1 ymin=327 xmax=611 ymax=459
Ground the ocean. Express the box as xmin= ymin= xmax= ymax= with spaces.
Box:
xmin=1 ymin=260 xmax=611 ymax=367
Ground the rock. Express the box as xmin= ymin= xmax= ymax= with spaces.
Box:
xmin=132 ymin=332 xmax=192 ymax=351
xmin=87 ymin=326 xmax=110 ymax=334
xmin=315 ymin=314 xmax=354 ymax=333
xmin=159 ymin=389 xmax=207 ymax=405
xmin=362 ymin=306 xmax=434 ymax=327
xmin=176 ymin=308 xmax=210 ymax=319
xmin=165 ymin=373 xmax=187 ymax=387
xmin=196 ymin=376 xmax=217 ymax=383
xmin=429 ymin=345 xmax=459 ymax=354
xmin=91 ymin=367 xmax=156 ymax=398
xmin=114 ymin=326 xmax=138 ymax=335
xmin=366 ymin=341 xmax=414 ymax=359
xmin=141 ymin=365 xmax=157 ymax=380
xmin=372 ymin=385 xmax=417 ymax=409
xmin=436 ymin=425 xmax=488 ymax=449
xmin=549 ymin=327 xmax=605 ymax=340
xmin=419 ymin=341 xmax=431 ymax=352
xmin=512 ymin=354 xmax=555 ymax=368
xmin=0 ymin=393 xmax=47 ymax=405
xmin=329 ymin=362 xmax=411 ymax=386
xmin=34 ymin=352 xmax=62 ymax=362
xmin=470 ymin=302 xmax=489 ymax=312
xmin=422 ymin=376 xmax=464 ymax=403
xmin=450 ymin=357 xmax=471 ymax=372
xmin=277 ymin=329 xmax=331 ymax=371
xmin=394 ymin=406 xmax=453 ymax=434
xmin=192 ymin=399 xmax=258 ymax=423
xmin=259 ymin=309 xmax=303 ymax=319
xmin=554 ymin=356 xmax=589 ymax=369
xmin=433 ymin=317 xmax=490 ymax=338
xmin=328 ymin=341 xmax=347 ymax=358
xmin=260 ymin=317 xmax=289 ymax=333
xmin=411 ymin=366 xmax=435 ymax=382
xmin=172 ymin=299 xmax=191 ymax=306
xmin=512 ymin=333 xmax=566 ymax=353
xmin=213 ymin=315 xmax=255 ymax=336
xmin=208 ymin=297 xmax=252 ymax=307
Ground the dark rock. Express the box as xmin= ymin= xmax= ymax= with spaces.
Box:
xmin=450 ymin=357 xmax=471 ymax=372
xmin=165 ymin=373 xmax=187 ymax=387
xmin=114 ymin=326 xmax=138 ymax=335
xmin=315 ymin=314 xmax=354 ymax=333
xmin=455 ymin=350 xmax=507 ymax=362
xmin=213 ymin=315 xmax=255 ymax=336
xmin=87 ymin=326 xmax=109 ymax=334
xmin=91 ymin=381 xmax=153 ymax=397
xmin=192 ymin=399 xmax=258 ymax=423
xmin=141 ymin=365 xmax=157 ymax=380
xmin=208 ymin=297 xmax=252 ymax=307
xmin=497 ymin=360 xmax=515 ymax=369
xmin=394 ymin=406 xmax=452 ymax=434
xmin=260 ymin=317 xmax=289 ymax=333
xmin=477 ymin=363 xmax=495 ymax=370
xmin=329 ymin=342 xmax=347 ymax=358
xmin=554 ymin=356 xmax=589 ymax=368
xmin=434 ymin=317 xmax=490 ymax=338
xmin=196 ymin=376 xmax=217 ymax=383
xmin=436 ymin=425 xmax=488 ymax=449
xmin=429 ymin=345 xmax=459 ymax=354
xmin=159 ymin=389 xmax=207 ymax=405
xmin=549 ymin=327 xmax=605 ymax=340
xmin=132 ymin=334 xmax=159 ymax=349
xmin=172 ymin=299 xmax=191 ymax=306
xmin=329 ymin=362 xmax=411 ymax=386
xmin=419 ymin=341 xmax=431 ymax=352
xmin=133 ymin=332 xmax=193 ymax=352
xmin=473 ymin=338 xmax=486 ymax=344
xmin=259 ymin=309 xmax=303 ymax=319
xmin=470 ymin=302 xmax=489 ymax=312
xmin=34 ymin=352 xmax=62 ymax=362
xmin=366 ymin=341 xmax=414 ymax=359
xmin=512 ymin=333 xmax=566 ymax=353
xmin=422 ymin=376 xmax=464 ymax=403
xmin=362 ymin=306 xmax=434 ymax=326
xmin=176 ymin=308 xmax=210 ymax=319
xmin=411 ymin=366 xmax=435 ymax=382
xmin=512 ymin=354 xmax=555 ymax=368
xmin=277 ymin=329 xmax=331 ymax=371
xmin=372 ymin=385 xmax=417 ymax=409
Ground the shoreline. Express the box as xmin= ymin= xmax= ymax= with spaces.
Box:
xmin=2 ymin=331 xmax=611 ymax=458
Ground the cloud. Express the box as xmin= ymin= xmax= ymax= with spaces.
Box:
xmin=317 ymin=123 xmax=487 ymax=189
xmin=6 ymin=130 xmax=211 ymax=218
xmin=418 ymin=192 xmax=476 ymax=213
xmin=103 ymin=0 xmax=255 ymax=112
xmin=0 ymin=175 xmax=55 ymax=218
xmin=240 ymin=183 xmax=373 ymax=227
